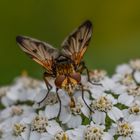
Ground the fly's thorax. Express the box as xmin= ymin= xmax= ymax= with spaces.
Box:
xmin=55 ymin=62 xmax=75 ymax=76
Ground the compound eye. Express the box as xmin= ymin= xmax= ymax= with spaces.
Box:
xmin=55 ymin=75 xmax=66 ymax=88
xmin=70 ymin=73 xmax=81 ymax=83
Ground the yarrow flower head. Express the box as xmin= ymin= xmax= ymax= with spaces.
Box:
xmin=68 ymin=122 xmax=113 ymax=140
xmin=1 ymin=74 xmax=45 ymax=107
xmin=13 ymin=123 xmax=26 ymax=136
xmin=129 ymin=101 xmax=140 ymax=115
xmin=110 ymin=118 xmax=140 ymax=140
xmin=89 ymin=69 xmax=107 ymax=83
xmin=54 ymin=131 xmax=69 ymax=140
xmin=85 ymin=125 xmax=104 ymax=139
xmin=1 ymin=59 xmax=140 ymax=140
xmin=31 ymin=115 xmax=48 ymax=133
xmin=130 ymin=59 xmax=140 ymax=71
xmin=90 ymin=93 xmax=123 ymax=124
xmin=58 ymin=91 xmax=90 ymax=128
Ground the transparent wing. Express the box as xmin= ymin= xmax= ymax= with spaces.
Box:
xmin=16 ymin=36 xmax=59 ymax=73
xmin=61 ymin=20 xmax=93 ymax=65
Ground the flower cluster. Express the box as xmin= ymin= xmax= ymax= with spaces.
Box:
xmin=1 ymin=59 xmax=140 ymax=140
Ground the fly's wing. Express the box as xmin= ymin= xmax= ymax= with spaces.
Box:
xmin=16 ymin=36 xmax=59 ymax=73
xmin=61 ymin=20 xmax=93 ymax=65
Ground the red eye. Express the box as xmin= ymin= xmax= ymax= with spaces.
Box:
xmin=55 ymin=75 xmax=66 ymax=88
xmin=70 ymin=73 xmax=81 ymax=83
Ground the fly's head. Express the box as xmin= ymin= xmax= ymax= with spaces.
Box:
xmin=55 ymin=64 xmax=81 ymax=96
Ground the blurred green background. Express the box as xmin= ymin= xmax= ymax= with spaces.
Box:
xmin=0 ymin=0 xmax=140 ymax=85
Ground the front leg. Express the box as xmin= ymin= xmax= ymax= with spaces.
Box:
xmin=37 ymin=72 xmax=52 ymax=105
xmin=79 ymin=83 xmax=94 ymax=113
xmin=78 ymin=61 xmax=102 ymax=86
xmin=56 ymin=88 xmax=61 ymax=119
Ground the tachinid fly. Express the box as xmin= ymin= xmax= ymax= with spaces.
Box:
xmin=16 ymin=20 xmax=98 ymax=117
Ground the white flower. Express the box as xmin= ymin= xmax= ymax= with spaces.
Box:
xmin=90 ymin=77 xmax=125 ymax=98
xmin=1 ymin=96 xmax=15 ymax=107
xmin=118 ymin=92 xmax=134 ymax=107
xmin=0 ymin=115 xmax=30 ymax=140
xmin=115 ymin=64 xmax=132 ymax=75
xmin=101 ymin=77 xmax=125 ymax=95
xmin=44 ymin=92 xmax=61 ymax=119
xmin=89 ymin=69 xmax=107 ymax=83
xmin=123 ymin=101 xmax=140 ymax=122
xmin=0 ymin=86 xmax=9 ymax=98
xmin=0 ymin=86 xmax=15 ymax=107
xmin=0 ymin=105 xmax=35 ymax=122
xmin=36 ymin=90 xmax=71 ymax=119
xmin=68 ymin=122 xmax=113 ymax=140
xmin=0 ymin=119 xmax=13 ymax=139
xmin=89 ymin=84 xmax=105 ymax=99
xmin=37 ymin=89 xmax=90 ymax=128
xmin=130 ymin=59 xmax=140 ymax=71
xmin=118 ymin=85 xmax=140 ymax=106
xmin=41 ymin=130 xmax=70 ymax=140
xmin=90 ymin=93 xmax=123 ymax=124
xmin=133 ymin=70 xmax=140 ymax=84
xmin=59 ymin=91 xmax=90 ymax=128
xmin=25 ymin=111 xmax=62 ymax=140
xmin=12 ymin=123 xmax=30 ymax=140
xmin=4 ymin=75 xmax=45 ymax=105
xmin=110 ymin=118 xmax=140 ymax=140
xmin=113 ymin=73 xmax=136 ymax=87
xmin=2 ymin=59 xmax=140 ymax=139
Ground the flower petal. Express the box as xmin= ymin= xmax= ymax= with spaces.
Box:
xmin=103 ymin=132 xmax=113 ymax=140
xmin=67 ymin=115 xmax=82 ymax=128
xmin=59 ymin=107 xmax=71 ymax=123
xmin=45 ymin=103 xmax=59 ymax=119
xmin=118 ymin=93 xmax=134 ymax=106
xmin=29 ymin=131 xmax=41 ymax=140
xmin=108 ymin=107 xmax=123 ymax=122
xmin=92 ymin=111 xmax=106 ymax=124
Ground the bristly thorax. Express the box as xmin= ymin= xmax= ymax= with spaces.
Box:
xmin=56 ymin=63 xmax=75 ymax=76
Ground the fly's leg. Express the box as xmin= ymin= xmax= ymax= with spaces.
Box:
xmin=78 ymin=61 xmax=102 ymax=86
xmin=37 ymin=72 xmax=52 ymax=105
xmin=85 ymin=66 xmax=102 ymax=86
xmin=80 ymin=83 xmax=94 ymax=113
xmin=56 ymin=88 xmax=61 ymax=119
